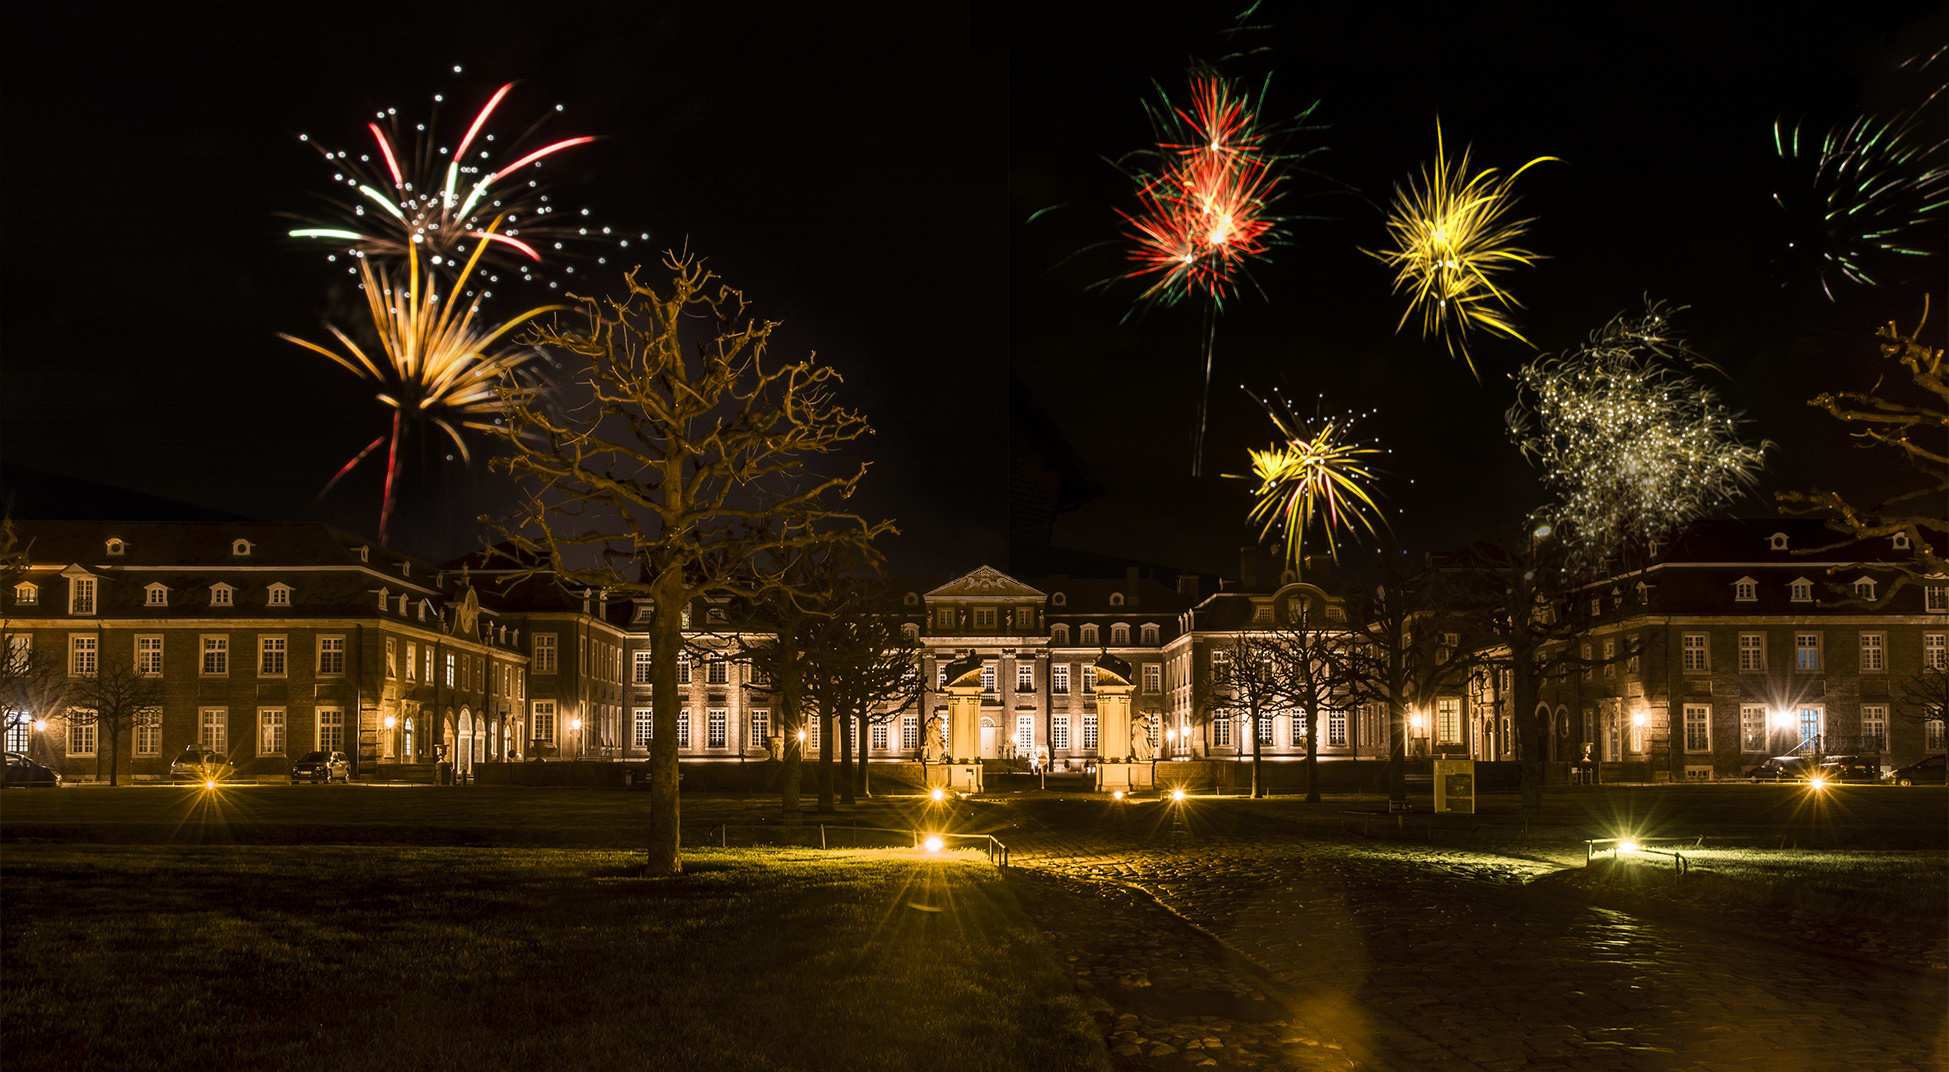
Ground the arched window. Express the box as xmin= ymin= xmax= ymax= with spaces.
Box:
xmin=1081 ymin=624 xmax=1099 ymax=646
xmin=1051 ymin=624 xmax=1070 ymax=645
xmin=1141 ymin=624 xmax=1159 ymax=645
xmin=1111 ymin=624 xmax=1129 ymax=645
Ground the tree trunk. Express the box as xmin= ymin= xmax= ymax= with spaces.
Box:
xmin=856 ymin=714 xmax=873 ymax=797
xmin=1388 ymin=697 xmax=1408 ymax=804
xmin=816 ymin=709 xmax=836 ymax=814
xmin=1304 ymin=705 xmax=1321 ymax=803
xmin=647 ymin=570 xmax=685 ymax=875
xmin=838 ymin=706 xmax=855 ymax=805
xmin=1250 ymin=707 xmax=1265 ymax=798
xmin=1514 ymin=656 xmax=1545 ymax=819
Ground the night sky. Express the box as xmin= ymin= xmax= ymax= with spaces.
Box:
xmin=5 ymin=2 xmax=1944 ymax=581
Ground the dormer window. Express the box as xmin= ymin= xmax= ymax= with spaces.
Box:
xmin=1052 ymin=593 xmax=1067 ymax=607
xmin=105 ymin=538 xmax=125 ymax=556
xmin=1892 ymin=532 xmax=1911 ymax=551
xmin=1852 ymin=577 xmax=1877 ymax=601
xmin=231 ymin=539 xmax=253 ymax=557
xmin=1111 ymin=624 xmax=1130 ymax=645
xmin=904 ymin=592 xmax=919 ymax=606
xmin=1635 ymin=581 xmax=1650 ymax=604
xmin=1253 ymin=604 xmax=1272 ymax=621
xmin=1051 ymin=624 xmax=1070 ymax=645
xmin=15 ymin=582 xmax=38 ymax=606
xmin=267 ymin=583 xmax=292 ymax=607
xmin=210 ymin=583 xmax=234 ymax=607
xmin=1768 ymin=532 xmax=1789 ymax=552
xmin=69 ymin=577 xmax=97 ymax=616
xmin=145 ymin=583 xmax=169 ymax=607
xmin=1790 ymin=578 xmax=1813 ymax=602
xmin=377 ymin=586 xmax=390 ymax=611
xmin=1733 ymin=577 xmax=1757 ymax=602
xmin=358 ymin=546 xmax=370 ymax=563
xmin=1080 ymin=624 xmax=1099 ymax=645
xmin=399 ymin=561 xmax=411 ymax=578
xmin=1142 ymin=623 xmax=1160 ymax=643
xmin=417 ymin=600 xmax=429 ymax=622
xmin=397 ymin=594 xmax=408 ymax=616
xmin=1280 ymin=570 xmax=1297 ymax=584
xmin=708 ymin=607 xmax=727 ymax=623
xmin=1110 ymin=592 xmax=1125 ymax=607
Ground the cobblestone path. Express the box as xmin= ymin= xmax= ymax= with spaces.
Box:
xmin=1001 ymin=804 xmax=1946 ymax=1072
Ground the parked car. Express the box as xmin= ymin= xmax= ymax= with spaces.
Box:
xmin=289 ymin=750 xmax=350 ymax=784
xmin=1815 ymin=756 xmax=1882 ymax=783
xmin=1887 ymin=754 xmax=1947 ymax=786
xmin=1746 ymin=755 xmax=1817 ymax=781
xmin=4 ymin=752 xmax=60 ymax=788
xmin=168 ymin=748 xmax=236 ymax=783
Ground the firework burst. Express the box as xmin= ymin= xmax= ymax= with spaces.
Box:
xmin=1773 ymin=105 xmax=1948 ymax=299
xmin=1507 ymin=303 xmax=1771 ymax=579
xmin=1371 ymin=123 xmax=1556 ymax=379
xmin=287 ymin=81 xmax=637 ymax=290
xmin=1238 ymin=392 xmax=1387 ymax=575
xmin=280 ymin=221 xmax=563 ymax=544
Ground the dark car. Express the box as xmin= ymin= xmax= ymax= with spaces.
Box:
xmin=4 ymin=752 xmax=60 ymax=787
xmin=1815 ymin=756 xmax=1882 ymax=784
xmin=168 ymin=748 xmax=236 ymax=783
xmin=289 ymin=750 xmax=349 ymax=784
xmin=1887 ymin=754 xmax=1947 ymax=786
xmin=1747 ymin=755 xmax=1816 ymax=781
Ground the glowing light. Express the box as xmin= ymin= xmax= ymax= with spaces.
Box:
xmin=1509 ymin=302 xmax=1770 ymax=579
xmin=203 ymin=779 xmax=218 ymax=791
xmin=288 ymin=228 xmax=366 ymax=241
xmin=1617 ymin=840 xmax=1640 ymax=854
xmin=469 ymin=231 xmax=541 ymax=261
xmin=1171 ymin=789 xmax=1188 ymax=802
xmin=280 ymin=225 xmax=560 ymax=544
xmin=384 ymin=716 xmax=397 ymax=729
xmin=368 ymin=123 xmax=404 ymax=186
xmin=929 ymin=787 xmax=945 ymax=802
xmin=33 ymin=719 xmax=47 ymax=732
xmin=1370 ymin=123 xmax=1556 ymax=379
xmin=923 ymin=836 xmax=944 ymax=853
xmin=1240 ymin=395 xmax=1386 ymax=571
xmin=1112 ymin=790 xmax=1125 ymax=801
xmin=1808 ymin=777 xmax=1829 ymax=791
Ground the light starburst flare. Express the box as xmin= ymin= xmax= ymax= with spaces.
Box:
xmin=1370 ymin=123 xmax=1557 ymax=379
xmin=280 ymin=220 xmax=563 ymax=544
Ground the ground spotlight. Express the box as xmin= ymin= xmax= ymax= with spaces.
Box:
xmin=1112 ymin=790 xmax=1125 ymax=801
xmin=923 ymin=835 xmax=944 ymax=853
xmin=203 ymin=779 xmax=218 ymax=791
xmin=1617 ymin=840 xmax=1640 ymax=854
xmin=1171 ymin=789 xmax=1187 ymax=802
xmin=929 ymin=787 xmax=945 ymax=802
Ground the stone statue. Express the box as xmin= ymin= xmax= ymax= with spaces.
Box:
xmin=1131 ymin=714 xmax=1154 ymax=762
xmin=924 ymin=714 xmax=947 ymax=762
xmin=767 ymin=734 xmax=782 ymax=762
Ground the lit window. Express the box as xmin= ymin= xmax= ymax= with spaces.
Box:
xmin=1437 ymin=697 xmax=1461 ymax=743
xmin=675 ymin=709 xmax=690 ymax=749
xmin=405 ymin=642 xmax=417 ymax=680
xmin=633 ymin=708 xmax=653 ymax=749
xmin=707 ymin=709 xmax=726 ymax=748
xmin=14 ymin=583 xmax=37 ymax=605
xmin=532 ymin=701 xmax=556 ymax=743
xmin=707 ymin=658 xmax=727 ymax=685
xmin=1859 ymin=633 xmax=1884 ymax=672
xmin=1082 ymin=713 xmax=1098 ymax=749
xmin=981 ymin=664 xmax=995 ymax=692
xmin=1795 ymin=633 xmax=1820 ymax=671
xmin=533 ymin=634 xmax=557 ymax=674
xmin=1740 ymin=704 xmax=1765 ymax=752
xmin=750 ymin=709 xmax=769 ymax=750
xmin=202 ymin=636 xmax=228 ymax=676
xmin=1052 ymin=715 xmax=1070 ymax=750
xmin=445 ymin=653 xmax=456 ymax=687
xmin=70 ymin=577 xmax=96 ymax=616
xmin=1015 ymin=714 xmax=1034 ymax=751
xmin=1328 ymin=710 xmax=1347 ymax=747
xmin=318 ymin=708 xmax=345 ymax=751
xmin=1052 ymin=665 xmax=1069 ymax=694
xmin=1017 ymin=663 xmax=1034 ymax=691
xmin=1083 ymin=667 xmax=1097 ymax=694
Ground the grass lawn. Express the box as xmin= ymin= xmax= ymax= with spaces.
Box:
xmin=2 ymin=844 xmax=1108 ymax=1072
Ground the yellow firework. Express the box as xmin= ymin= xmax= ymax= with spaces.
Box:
xmin=280 ymin=217 xmax=562 ymax=543
xmin=1242 ymin=404 xmax=1387 ymax=573
xmin=1373 ymin=123 xmax=1557 ymax=378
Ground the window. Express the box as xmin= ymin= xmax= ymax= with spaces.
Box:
xmin=1141 ymin=624 xmax=1159 ymax=645
xmin=1109 ymin=592 xmax=1125 ymax=607
xmin=14 ymin=582 xmax=37 ymax=605
xmin=145 ymin=583 xmax=168 ymax=607
xmin=1797 ymin=707 xmax=1824 ymax=748
xmin=200 ymin=708 xmax=227 ymax=751
xmin=210 ymin=584 xmax=233 ymax=607
xmin=259 ymin=636 xmax=286 ymax=677
xmin=1213 ymin=716 xmax=1232 ymax=748
xmin=268 ymin=583 xmax=291 ymax=607
xmin=105 ymin=538 xmax=125 ymax=555
xmin=232 ymin=539 xmax=253 ymax=557
xmin=1142 ymin=664 xmax=1161 ymax=694
xmin=533 ymin=634 xmax=557 ymax=673
xmin=1253 ymin=605 xmax=1273 ymax=621
xmin=1017 ymin=664 xmax=1034 ymax=691
xmin=444 ymin=653 xmax=456 ymax=686
xmin=70 ymin=634 xmax=97 ymax=677
xmin=675 ymin=709 xmax=690 ymax=748
xmin=1853 ymin=577 xmax=1877 ymax=601
xmin=1927 ymin=719 xmax=1945 ymax=751
xmin=136 ymin=636 xmax=163 ymax=676
xmin=707 ymin=709 xmax=727 ymax=748
xmin=259 ymin=708 xmax=286 ymax=755
xmin=1926 ymin=634 xmax=1947 ymax=671
xmin=318 ymin=636 xmax=345 ymax=676
xmin=67 ymin=715 xmax=97 ymax=756
xmin=1015 ymin=714 xmax=1034 ymax=751
xmin=1328 ymin=710 xmax=1347 ymax=747
xmin=901 ymin=623 xmax=919 ymax=642
xmin=386 ymin=639 xmax=397 ymax=678
xmin=707 ymin=657 xmax=727 ymax=685
xmin=531 ymin=701 xmax=557 ymax=743
xmin=1740 ymin=704 xmax=1766 ymax=753
xmin=1109 ymin=624 xmax=1130 ymax=646
xmin=632 ymin=709 xmax=653 ymax=748
xmin=1893 ymin=532 xmax=1912 ymax=550
xmin=1015 ymin=607 xmax=1035 ymax=629
xmin=319 ymin=707 xmax=345 ymax=751
xmin=1052 ymin=664 xmax=1069 ymax=694
xmin=1052 ymin=715 xmax=1070 ymax=750
xmin=1738 ymin=633 xmax=1765 ymax=672
xmin=1733 ymin=578 xmax=1757 ymax=601
xmin=1603 ymin=639 xmax=1616 ymax=677
xmin=1082 ymin=713 xmax=1098 ymax=749
xmin=1437 ymin=697 xmax=1461 ymax=744
xmin=980 ymin=664 xmax=995 ymax=692
xmin=1683 ymin=704 xmax=1710 ymax=752
xmin=901 ymin=714 xmax=917 ymax=749
xmin=1052 ymin=592 xmax=1066 ymax=607
xmin=1768 ymin=532 xmax=1789 ymax=551
xmin=1051 ymin=624 xmax=1069 ymax=645
xmin=807 ymin=717 xmax=821 ymax=752
xmin=974 ymin=607 xmax=996 ymax=628
xmin=403 ymin=717 xmax=415 ymax=759
xmin=1627 ymin=635 xmax=1640 ymax=675
xmin=1290 ymin=712 xmax=1305 ymax=746
xmin=935 ymin=663 xmax=947 ymax=688
xmin=936 ymin=607 xmax=955 ymax=630
xmin=1861 ymin=704 xmax=1887 ymax=752
xmin=1681 ymin=634 xmax=1708 ymax=672
xmin=1581 ymin=643 xmax=1593 ymax=680
xmin=1859 ymin=633 xmax=1885 ymax=672
xmin=1927 ymin=586 xmax=1948 ymax=613
xmin=1789 ymin=579 xmax=1813 ymax=602
xmin=1258 ymin=715 xmax=1273 ymax=744
xmin=405 ymin=642 xmax=418 ymax=681
xmin=871 ymin=720 xmax=889 ymax=750
xmin=633 ymin=651 xmax=653 ymax=684
xmin=136 ymin=714 xmax=161 ymax=756
xmin=1082 ymin=667 xmax=1097 ymax=694
xmin=202 ymin=636 xmax=228 ymax=676
xmin=678 ymin=655 xmax=692 ymax=684
xmin=1795 ymin=633 xmax=1820 ymax=671
xmin=1080 ymin=625 xmax=1098 ymax=646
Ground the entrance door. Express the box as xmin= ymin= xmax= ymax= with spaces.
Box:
xmin=979 ymin=717 xmax=998 ymax=759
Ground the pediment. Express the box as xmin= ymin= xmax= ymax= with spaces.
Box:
xmin=926 ymin=566 xmax=1045 ymax=601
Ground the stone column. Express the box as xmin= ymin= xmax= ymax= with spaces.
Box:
xmin=941 ymin=653 xmax=986 ymax=793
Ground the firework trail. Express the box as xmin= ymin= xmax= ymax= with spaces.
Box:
xmin=1238 ymin=390 xmax=1387 ymax=576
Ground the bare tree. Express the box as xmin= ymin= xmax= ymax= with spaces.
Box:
xmin=64 ymin=663 xmax=165 ymax=786
xmin=1779 ymin=302 xmax=1948 ymax=598
xmin=1342 ymin=551 xmax=1471 ymax=807
xmin=1897 ymin=663 xmax=1947 ymax=735
xmin=486 ymin=252 xmax=892 ymax=875
xmin=1204 ymin=632 xmax=1289 ymax=797
xmin=803 ymin=587 xmax=921 ymax=802
xmin=1266 ymin=588 xmax=1361 ymax=803
xmin=0 ymin=520 xmax=66 ymax=757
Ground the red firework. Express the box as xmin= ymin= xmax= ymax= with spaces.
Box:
xmin=1120 ymin=147 xmax=1279 ymax=304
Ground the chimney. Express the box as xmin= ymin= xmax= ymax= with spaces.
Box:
xmin=1240 ymin=547 xmax=1258 ymax=590
xmin=1176 ymin=574 xmax=1200 ymax=599
xmin=1125 ymin=566 xmax=1140 ymax=607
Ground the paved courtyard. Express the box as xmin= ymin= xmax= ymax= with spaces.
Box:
xmin=997 ymin=799 xmax=1947 ymax=1072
